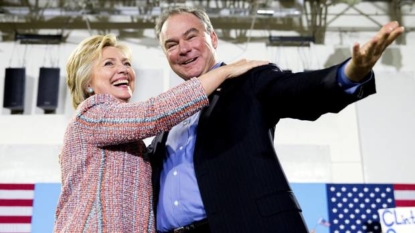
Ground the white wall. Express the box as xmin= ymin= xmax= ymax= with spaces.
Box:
xmin=0 ymin=28 xmax=414 ymax=184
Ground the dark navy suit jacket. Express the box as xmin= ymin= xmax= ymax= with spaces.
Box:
xmin=149 ymin=61 xmax=376 ymax=233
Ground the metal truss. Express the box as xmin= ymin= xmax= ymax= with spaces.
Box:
xmin=0 ymin=0 xmax=413 ymax=44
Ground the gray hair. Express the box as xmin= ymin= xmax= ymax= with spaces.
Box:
xmin=155 ymin=6 xmax=214 ymax=40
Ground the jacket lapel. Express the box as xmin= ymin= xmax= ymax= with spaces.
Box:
xmin=199 ymin=62 xmax=226 ymax=121
xmin=199 ymin=87 xmax=221 ymax=121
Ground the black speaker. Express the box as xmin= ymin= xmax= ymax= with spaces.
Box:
xmin=3 ymin=68 xmax=26 ymax=111
xmin=37 ymin=67 xmax=60 ymax=111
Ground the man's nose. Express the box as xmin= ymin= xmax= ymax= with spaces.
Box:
xmin=179 ymin=41 xmax=191 ymax=54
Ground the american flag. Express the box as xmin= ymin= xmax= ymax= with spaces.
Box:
xmin=0 ymin=184 xmax=34 ymax=233
xmin=326 ymin=184 xmax=415 ymax=233
xmin=318 ymin=217 xmax=331 ymax=227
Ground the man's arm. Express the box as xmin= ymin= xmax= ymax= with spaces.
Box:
xmin=337 ymin=60 xmax=372 ymax=95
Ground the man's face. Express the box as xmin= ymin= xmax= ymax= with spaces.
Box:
xmin=159 ymin=12 xmax=218 ymax=80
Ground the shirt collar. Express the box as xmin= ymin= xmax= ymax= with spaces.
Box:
xmin=210 ymin=62 xmax=223 ymax=71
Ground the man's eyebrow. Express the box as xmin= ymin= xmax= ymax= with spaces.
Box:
xmin=183 ymin=28 xmax=199 ymax=36
xmin=164 ymin=28 xmax=199 ymax=46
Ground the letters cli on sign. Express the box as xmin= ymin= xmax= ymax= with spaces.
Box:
xmin=378 ymin=207 xmax=415 ymax=233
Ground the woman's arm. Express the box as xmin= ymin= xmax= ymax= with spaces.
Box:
xmin=74 ymin=59 xmax=268 ymax=146
xmin=199 ymin=59 xmax=268 ymax=95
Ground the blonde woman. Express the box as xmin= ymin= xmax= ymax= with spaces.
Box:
xmin=54 ymin=34 xmax=267 ymax=232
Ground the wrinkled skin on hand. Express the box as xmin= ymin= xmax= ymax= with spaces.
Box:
xmin=345 ymin=21 xmax=405 ymax=82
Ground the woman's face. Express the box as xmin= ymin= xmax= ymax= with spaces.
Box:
xmin=89 ymin=46 xmax=135 ymax=102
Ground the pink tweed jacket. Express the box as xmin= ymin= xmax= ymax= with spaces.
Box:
xmin=54 ymin=78 xmax=208 ymax=233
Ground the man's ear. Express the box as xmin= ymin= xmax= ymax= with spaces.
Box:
xmin=211 ymin=31 xmax=218 ymax=49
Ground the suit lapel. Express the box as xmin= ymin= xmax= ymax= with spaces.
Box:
xmin=199 ymin=87 xmax=221 ymax=121
xmin=151 ymin=131 xmax=169 ymax=161
xmin=199 ymin=62 xmax=227 ymax=121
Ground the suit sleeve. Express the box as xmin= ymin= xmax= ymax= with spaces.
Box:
xmin=250 ymin=60 xmax=376 ymax=124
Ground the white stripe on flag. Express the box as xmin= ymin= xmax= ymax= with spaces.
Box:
xmin=0 ymin=190 xmax=34 ymax=199
xmin=0 ymin=223 xmax=31 ymax=233
xmin=0 ymin=207 xmax=33 ymax=216
xmin=394 ymin=190 xmax=415 ymax=200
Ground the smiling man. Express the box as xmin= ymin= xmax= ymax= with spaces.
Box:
xmin=148 ymin=5 xmax=404 ymax=233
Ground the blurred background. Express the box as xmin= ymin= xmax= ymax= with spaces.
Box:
xmin=0 ymin=0 xmax=414 ymax=232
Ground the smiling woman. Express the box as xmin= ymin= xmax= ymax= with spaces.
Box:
xmin=65 ymin=34 xmax=136 ymax=109
xmin=88 ymin=46 xmax=135 ymax=102
xmin=53 ymin=33 xmax=268 ymax=232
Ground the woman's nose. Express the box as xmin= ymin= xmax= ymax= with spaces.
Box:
xmin=118 ymin=64 xmax=128 ymax=73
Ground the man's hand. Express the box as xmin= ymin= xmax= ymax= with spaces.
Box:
xmin=345 ymin=21 xmax=405 ymax=82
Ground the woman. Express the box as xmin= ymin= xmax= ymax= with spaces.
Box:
xmin=53 ymin=34 xmax=266 ymax=232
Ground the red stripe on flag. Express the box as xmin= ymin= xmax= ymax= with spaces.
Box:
xmin=394 ymin=184 xmax=415 ymax=190
xmin=0 ymin=199 xmax=33 ymax=206
xmin=395 ymin=200 xmax=415 ymax=207
xmin=0 ymin=184 xmax=34 ymax=190
xmin=0 ymin=216 xmax=32 ymax=224
xmin=394 ymin=183 xmax=415 ymax=207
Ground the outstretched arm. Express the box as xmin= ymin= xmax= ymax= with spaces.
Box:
xmin=345 ymin=21 xmax=405 ymax=82
xmin=198 ymin=59 xmax=268 ymax=95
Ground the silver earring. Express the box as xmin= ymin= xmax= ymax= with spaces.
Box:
xmin=87 ymin=87 xmax=94 ymax=94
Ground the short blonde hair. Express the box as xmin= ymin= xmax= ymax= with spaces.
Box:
xmin=66 ymin=34 xmax=132 ymax=109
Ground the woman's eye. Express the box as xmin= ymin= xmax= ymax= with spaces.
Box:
xmin=124 ymin=62 xmax=131 ymax=66
xmin=104 ymin=61 xmax=113 ymax=66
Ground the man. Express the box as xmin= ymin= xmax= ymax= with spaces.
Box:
xmin=148 ymin=6 xmax=404 ymax=233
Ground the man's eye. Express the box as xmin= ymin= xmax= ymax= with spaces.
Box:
xmin=166 ymin=44 xmax=176 ymax=49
